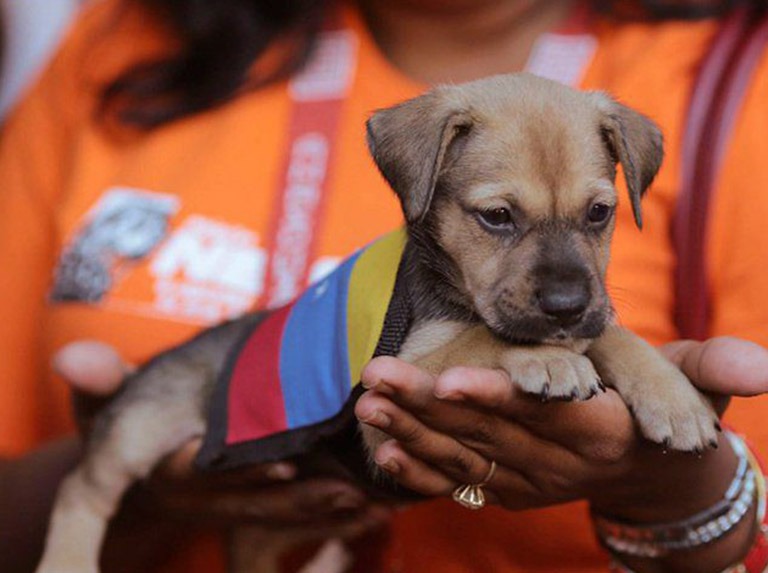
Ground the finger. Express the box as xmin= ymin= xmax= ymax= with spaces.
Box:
xmin=361 ymin=360 xmax=511 ymax=451
xmin=366 ymin=360 xmax=632 ymax=468
xmin=156 ymin=438 xmax=298 ymax=485
xmin=661 ymin=337 xmax=768 ymax=397
xmin=662 ymin=339 xmax=730 ymax=414
xmin=433 ymin=366 xmax=634 ymax=456
xmin=433 ymin=366 xmax=521 ymax=411
xmin=53 ymin=340 xmax=135 ymax=395
xmin=358 ymin=388 xmax=597 ymax=499
xmin=53 ymin=341 xmax=137 ymax=433
xmin=361 ymin=356 xmax=436 ymax=410
xmin=371 ymin=439 xmax=458 ymax=497
xmin=435 ymin=365 xmax=611 ymax=421
xmin=357 ymin=391 xmax=492 ymax=485
xmin=374 ymin=439 xmax=556 ymax=510
xmin=156 ymin=478 xmax=371 ymax=525
xmin=364 ymin=359 xmax=560 ymax=449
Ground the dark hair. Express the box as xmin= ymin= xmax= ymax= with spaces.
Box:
xmin=102 ymin=0 xmax=755 ymax=129
xmin=102 ymin=0 xmax=328 ymax=127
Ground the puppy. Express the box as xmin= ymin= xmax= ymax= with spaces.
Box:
xmin=35 ymin=73 xmax=718 ymax=573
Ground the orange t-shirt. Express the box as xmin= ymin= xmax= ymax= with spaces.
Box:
xmin=1 ymin=1 xmax=768 ymax=572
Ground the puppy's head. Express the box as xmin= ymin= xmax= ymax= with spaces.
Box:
xmin=367 ymin=73 xmax=663 ymax=345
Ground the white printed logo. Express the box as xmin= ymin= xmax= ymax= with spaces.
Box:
xmin=150 ymin=215 xmax=267 ymax=322
xmin=51 ymin=187 xmax=179 ymax=302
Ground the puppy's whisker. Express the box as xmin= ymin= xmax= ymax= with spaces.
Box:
xmin=605 ymin=283 xmax=636 ymax=307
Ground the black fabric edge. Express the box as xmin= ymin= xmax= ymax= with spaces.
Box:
xmin=196 ymin=383 xmax=366 ymax=471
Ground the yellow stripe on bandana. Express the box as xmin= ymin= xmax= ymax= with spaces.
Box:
xmin=346 ymin=229 xmax=407 ymax=388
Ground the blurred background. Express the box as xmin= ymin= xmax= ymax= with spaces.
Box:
xmin=0 ymin=0 xmax=81 ymax=118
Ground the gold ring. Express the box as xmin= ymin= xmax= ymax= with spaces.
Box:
xmin=452 ymin=461 xmax=497 ymax=510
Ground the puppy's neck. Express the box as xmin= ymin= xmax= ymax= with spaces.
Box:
xmin=402 ymin=224 xmax=479 ymax=327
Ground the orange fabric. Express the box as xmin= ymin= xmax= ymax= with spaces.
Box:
xmin=1 ymin=1 xmax=768 ymax=572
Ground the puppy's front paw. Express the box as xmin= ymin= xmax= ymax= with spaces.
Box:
xmin=500 ymin=347 xmax=603 ymax=401
xmin=624 ymin=365 xmax=720 ymax=452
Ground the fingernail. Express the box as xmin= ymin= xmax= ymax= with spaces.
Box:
xmin=359 ymin=410 xmax=391 ymax=428
xmin=434 ymin=390 xmax=464 ymax=401
xmin=597 ymin=378 xmax=607 ymax=392
xmin=265 ymin=463 xmax=296 ymax=481
xmin=377 ymin=384 xmax=394 ymax=396
xmin=362 ymin=379 xmax=394 ymax=396
xmin=377 ymin=457 xmax=400 ymax=475
xmin=434 ymin=380 xmax=465 ymax=401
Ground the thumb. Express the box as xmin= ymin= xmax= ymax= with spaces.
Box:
xmin=52 ymin=341 xmax=136 ymax=433
xmin=660 ymin=336 xmax=768 ymax=397
xmin=52 ymin=340 xmax=134 ymax=396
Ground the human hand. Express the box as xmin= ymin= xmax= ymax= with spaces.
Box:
xmin=354 ymin=336 xmax=768 ymax=509
xmin=54 ymin=341 xmax=388 ymax=569
xmin=355 ymin=337 xmax=768 ymax=571
xmin=355 ymin=354 xmax=636 ymax=510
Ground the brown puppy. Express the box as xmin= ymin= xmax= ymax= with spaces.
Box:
xmin=35 ymin=74 xmax=718 ymax=573
xmin=361 ymin=73 xmax=718 ymax=454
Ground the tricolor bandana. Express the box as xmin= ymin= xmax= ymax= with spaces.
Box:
xmin=196 ymin=230 xmax=415 ymax=494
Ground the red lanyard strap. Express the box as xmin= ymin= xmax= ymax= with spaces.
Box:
xmin=674 ymin=4 xmax=768 ymax=340
xmin=261 ymin=15 xmax=357 ymax=309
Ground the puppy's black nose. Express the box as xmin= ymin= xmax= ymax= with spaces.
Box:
xmin=536 ymin=281 xmax=590 ymax=326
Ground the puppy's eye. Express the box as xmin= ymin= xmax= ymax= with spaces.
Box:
xmin=476 ymin=207 xmax=513 ymax=230
xmin=587 ymin=203 xmax=613 ymax=225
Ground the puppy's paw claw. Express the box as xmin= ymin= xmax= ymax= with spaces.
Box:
xmin=597 ymin=378 xmax=607 ymax=392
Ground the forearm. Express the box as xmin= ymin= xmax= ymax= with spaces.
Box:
xmin=0 ymin=437 xmax=83 ymax=572
xmin=591 ymin=433 xmax=760 ymax=573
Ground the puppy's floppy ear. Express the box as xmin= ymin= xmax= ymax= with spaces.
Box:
xmin=366 ymin=90 xmax=473 ymax=223
xmin=592 ymin=93 xmax=664 ymax=229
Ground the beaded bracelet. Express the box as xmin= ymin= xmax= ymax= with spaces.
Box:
xmin=594 ymin=432 xmax=755 ymax=557
xmin=603 ymin=432 xmax=768 ymax=573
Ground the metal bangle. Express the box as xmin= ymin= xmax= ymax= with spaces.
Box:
xmin=593 ymin=432 xmax=756 ymax=558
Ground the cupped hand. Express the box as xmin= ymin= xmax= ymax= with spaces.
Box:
xmin=354 ymin=336 xmax=768 ymax=518
xmin=53 ymin=341 xmax=387 ymax=536
xmin=356 ymin=355 xmax=635 ymax=510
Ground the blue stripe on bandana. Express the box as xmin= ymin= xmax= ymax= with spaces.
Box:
xmin=278 ymin=250 xmax=362 ymax=430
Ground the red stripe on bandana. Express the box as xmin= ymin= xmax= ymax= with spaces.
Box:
xmin=226 ymin=304 xmax=293 ymax=444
